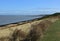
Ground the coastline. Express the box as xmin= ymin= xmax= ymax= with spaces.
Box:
xmin=0 ymin=15 xmax=44 ymax=27
xmin=0 ymin=14 xmax=60 ymax=41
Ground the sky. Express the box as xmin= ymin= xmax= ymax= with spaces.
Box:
xmin=0 ymin=0 xmax=60 ymax=15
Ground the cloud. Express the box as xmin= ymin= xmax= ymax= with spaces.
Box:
xmin=0 ymin=8 xmax=60 ymax=15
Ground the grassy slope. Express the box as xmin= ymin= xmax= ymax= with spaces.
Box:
xmin=0 ymin=13 xmax=60 ymax=41
xmin=41 ymin=20 xmax=60 ymax=41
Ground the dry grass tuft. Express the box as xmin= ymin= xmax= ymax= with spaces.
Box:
xmin=10 ymin=29 xmax=27 ymax=41
xmin=23 ymin=20 xmax=52 ymax=41
xmin=39 ymin=20 xmax=52 ymax=32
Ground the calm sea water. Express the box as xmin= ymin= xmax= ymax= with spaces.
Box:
xmin=0 ymin=15 xmax=43 ymax=25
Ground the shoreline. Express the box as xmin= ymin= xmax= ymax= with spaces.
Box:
xmin=0 ymin=14 xmax=60 ymax=27
xmin=0 ymin=13 xmax=60 ymax=41
xmin=0 ymin=15 xmax=44 ymax=27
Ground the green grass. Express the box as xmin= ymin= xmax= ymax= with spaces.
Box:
xmin=40 ymin=20 xmax=60 ymax=41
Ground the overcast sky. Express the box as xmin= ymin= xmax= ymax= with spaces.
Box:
xmin=0 ymin=0 xmax=60 ymax=15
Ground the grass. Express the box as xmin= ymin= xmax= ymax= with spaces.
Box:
xmin=40 ymin=20 xmax=60 ymax=41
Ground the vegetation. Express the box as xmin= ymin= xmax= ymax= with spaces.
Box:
xmin=40 ymin=20 xmax=60 ymax=41
xmin=39 ymin=12 xmax=60 ymax=20
xmin=22 ymin=20 xmax=52 ymax=41
xmin=0 ymin=13 xmax=60 ymax=41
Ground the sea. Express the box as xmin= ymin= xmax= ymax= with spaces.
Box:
xmin=0 ymin=15 xmax=44 ymax=25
